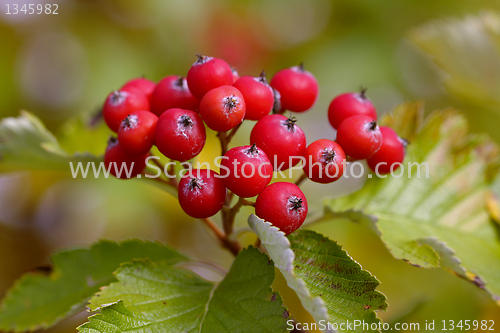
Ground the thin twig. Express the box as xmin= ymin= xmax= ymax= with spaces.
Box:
xmin=142 ymin=171 xmax=178 ymax=190
xmin=227 ymin=122 xmax=242 ymax=142
xmin=151 ymin=157 xmax=165 ymax=171
xmin=294 ymin=172 xmax=308 ymax=186
xmin=199 ymin=217 xmax=241 ymax=256
xmin=240 ymin=198 xmax=256 ymax=207
xmin=221 ymin=191 xmax=234 ymax=235
xmin=217 ymin=131 xmax=229 ymax=156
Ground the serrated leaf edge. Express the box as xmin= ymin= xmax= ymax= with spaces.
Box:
xmin=248 ymin=215 xmax=334 ymax=333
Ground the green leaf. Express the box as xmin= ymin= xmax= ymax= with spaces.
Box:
xmin=0 ymin=111 xmax=101 ymax=173
xmin=78 ymin=247 xmax=289 ymax=333
xmin=324 ymin=102 xmax=500 ymax=303
xmin=0 ymin=239 xmax=188 ymax=332
xmin=249 ymin=215 xmax=387 ymax=333
xmin=409 ymin=13 xmax=500 ymax=110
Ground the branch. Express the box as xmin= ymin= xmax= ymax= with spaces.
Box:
xmin=295 ymin=172 xmax=308 ymax=186
xmin=200 ymin=217 xmax=241 ymax=256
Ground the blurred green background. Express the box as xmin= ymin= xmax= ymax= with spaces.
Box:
xmin=1 ymin=0 xmax=500 ymax=332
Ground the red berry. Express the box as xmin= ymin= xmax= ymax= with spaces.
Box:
xmin=270 ymin=64 xmax=318 ymax=112
xmin=155 ymin=108 xmax=206 ymax=162
xmin=367 ymin=127 xmax=406 ymax=174
xmin=117 ymin=111 xmax=158 ymax=155
xmin=150 ymin=76 xmax=200 ymax=116
xmin=255 ymin=182 xmax=308 ymax=235
xmin=233 ymin=72 xmax=274 ymax=121
xmin=121 ymin=78 xmax=156 ymax=101
xmin=220 ymin=144 xmax=273 ymax=198
xmin=199 ymin=85 xmax=246 ymax=132
xmin=336 ymin=115 xmax=382 ymax=160
xmin=328 ymin=90 xmax=377 ymax=129
xmin=104 ymin=138 xmax=148 ymax=179
xmin=102 ymin=87 xmax=150 ymax=132
xmin=186 ymin=55 xmax=233 ymax=100
xmin=303 ymin=139 xmax=346 ymax=183
xmin=178 ymin=169 xmax=226 ymax=218
xmin=250 ymin=114 xmax=306 ymax=171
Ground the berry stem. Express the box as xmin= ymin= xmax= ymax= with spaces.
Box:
xmin=227 ymin=122 xmax=242 ymax=142
xmin=221 ymin=191 xmax=235 ymax=235
xmin=217 ymin=123 xmax=242 ymax=156
xmin=200 ymin=217 xmax=241 ymax=256
xmin=273 ymin=107 xmax=286 ymax=115
xmin=142 ymin=171 xmax=178 ymax=190
xmin=217 ymin=131 xmax=229 ymax=156
xmin=294 ymin=172 xmax=308 ymax=186
xmin=151 ymin=156 xmax=165 ymax=170
xmin=223 ymin=196 xmax=250 ymax=235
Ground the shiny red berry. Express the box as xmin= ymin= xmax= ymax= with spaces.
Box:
xmin=328 ymin=90 xmax=377 ymax=129
xmin=104 ymin=138 xmax=148 ymax=179
xmin=178 ymin=169 xmax=226 ymax=218
xmin=155 ymin=108 xmax=206 ymax=162
xmin=199 ymin=85 xmax=246 ymax=132
xmin=255 ymin=182 xmax=308 ymax=235
xmin=336 ymin=115 xmax=382 ymax=159
xmin=250 ymin=114 xmax=306 ymax=171
xmin=233 ymin=72 xmax=274 ymax=121
xmin=186 ymin=55 xmax=233 ymax=99
xmin=220 ymin=144 xmax=273 ymax=198
xmin=150 ymin=76 xmax=200 ymax=116
xmin=270 ymin=64 xmax=318 ymax=112
xmin=102 ymin=87 xmax=150 ymax=132
xmin=303 ymin=139 xmax=345 ymax=183
xmin=121 ymin=78 xmax=156 ymax=101
xmin=117 ymin=111 xmax=158 ymax=155
xmin=367 ymin=126 xmax=406 ymax=174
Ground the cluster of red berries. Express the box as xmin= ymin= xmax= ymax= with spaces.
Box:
xmin=101 ymin=54 xmax=405 ymax=236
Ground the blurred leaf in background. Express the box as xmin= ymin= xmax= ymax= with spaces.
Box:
xmin=1 ymin=1 xmax=500 ymax=332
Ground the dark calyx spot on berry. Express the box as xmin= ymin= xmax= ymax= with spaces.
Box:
xmin=110 ymin=91 xmax=127 ymax=106
xmin=195 ymin=54 xmax=211 ymax=65
xmin=321 ymin=148 xmax=336 ymax=163
xmin=368 ymin=120 xmax=378 ymax=131
xmin=399 ymin=137 xmax=410 ymax=148
xmin=174 ymin=76 xmax=185 ymax=88
xmin=178 ymin=115 xmax=193 ymax=128
xmin=400 ymin=137 xmax=410 ymax=154
xmin=188 ymin=177 xmax=203 ymax=191
xmin=122 ymin=114 xmax=138 ymax=129
xmin=272 ymin=88 xmax=282 ymax=113
xmin=245 ymin=143 xmax=259 ymax=157
xmin=224 ymin=95 xmax=239 ymax=110
xmin=283 ymin=115 xmax=297 ymax=132
xmin=359 ymin=86 xmax=368 ymax=99
xmin=288 ymin=196 xmax=303 ymax=211
xmin=258 ymin=70 xmax=268 ymax=84
xmin=107 ymin=136 xmax=118 ymax=146
xmin=298 ymin=62 xmax=305 ymax=72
